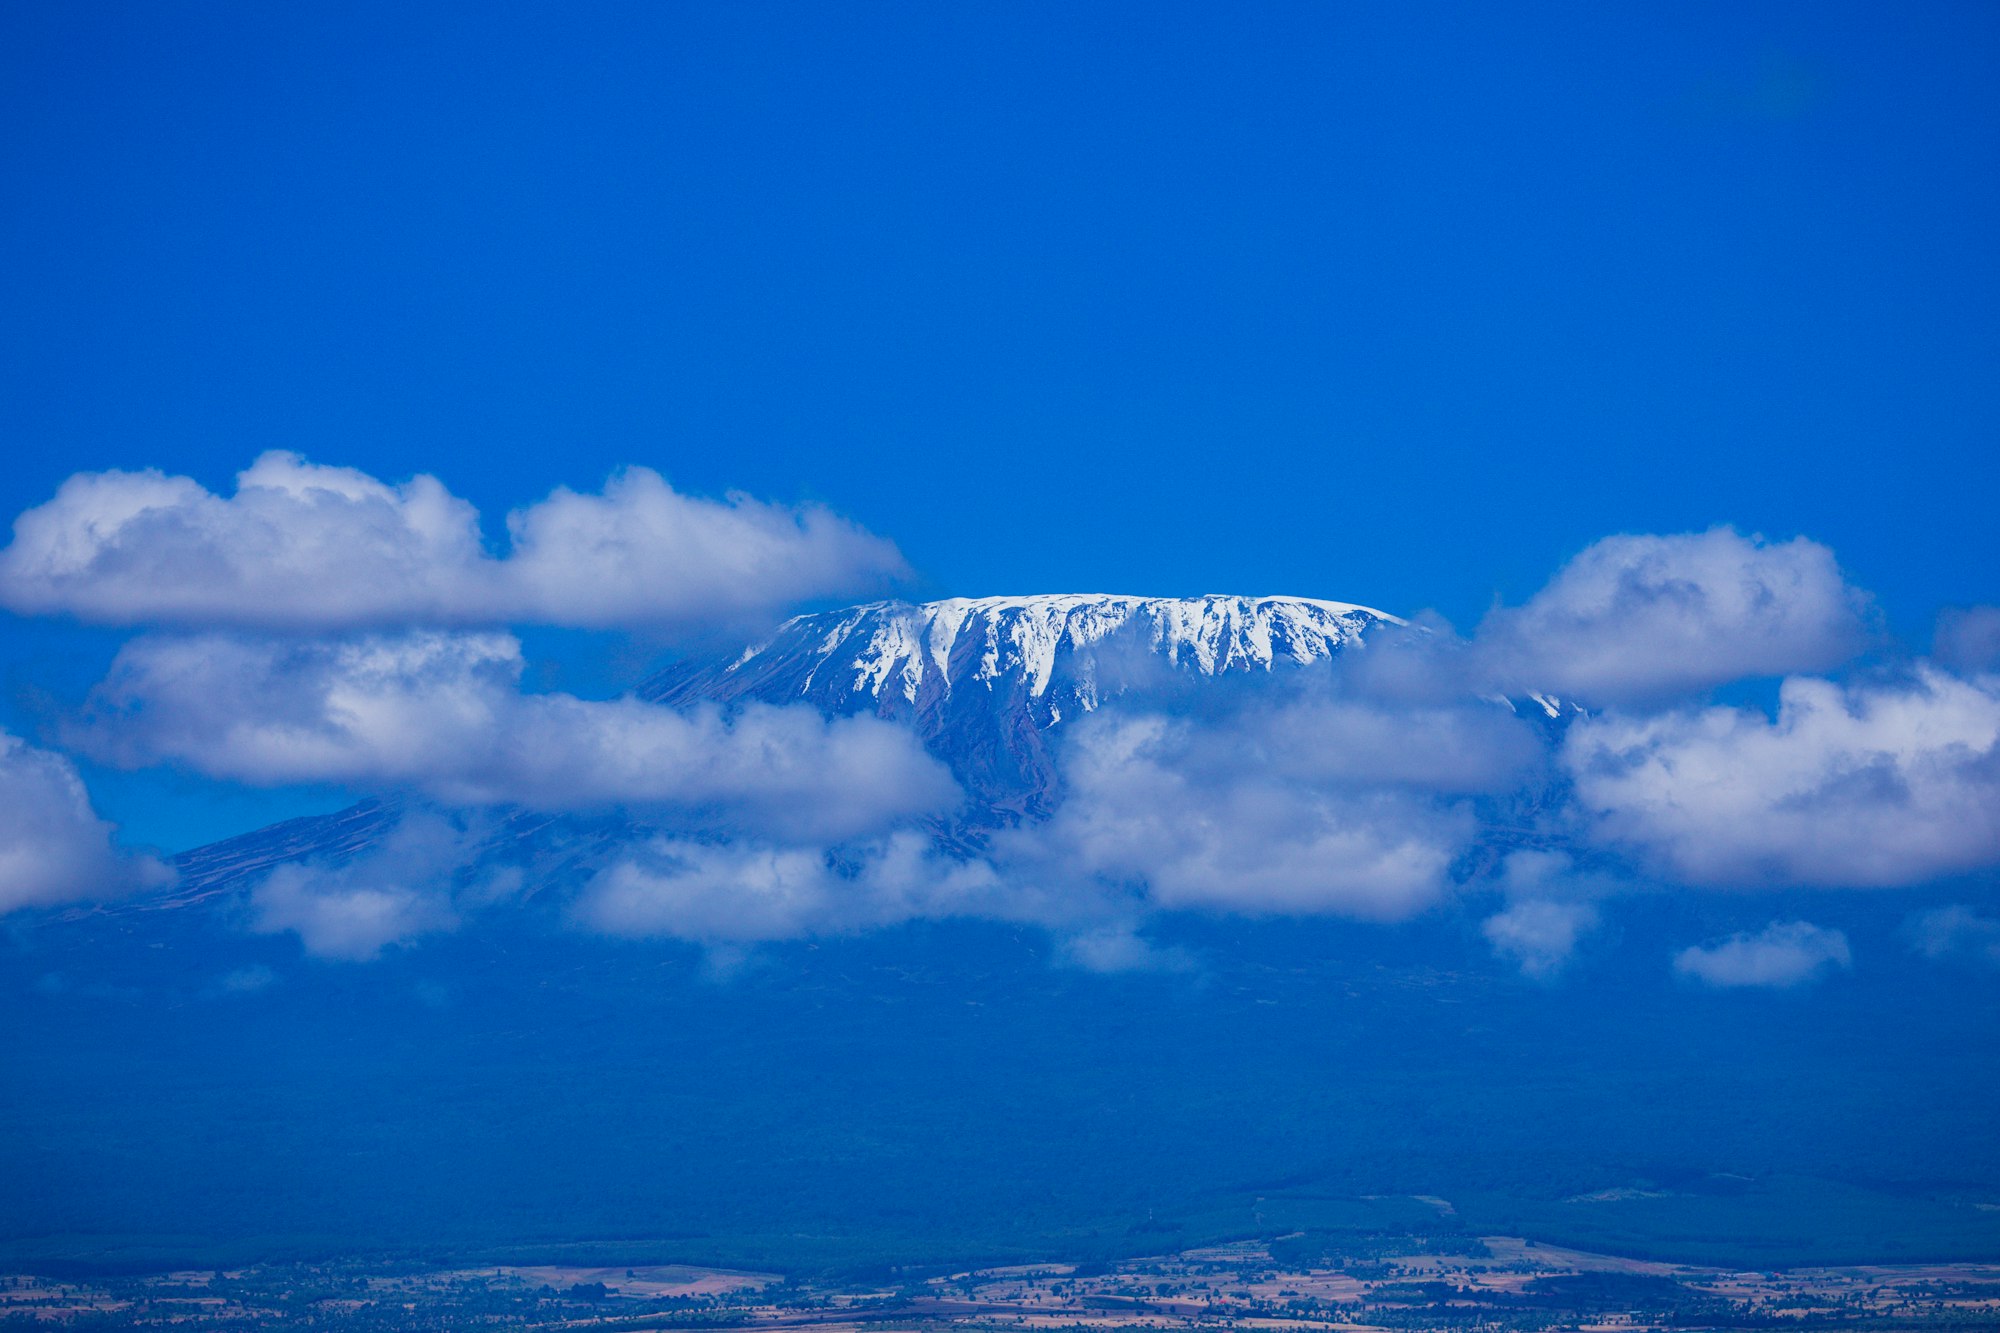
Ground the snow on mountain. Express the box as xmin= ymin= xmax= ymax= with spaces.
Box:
xmin=651 ymin=593 xmax=1398 ymax=713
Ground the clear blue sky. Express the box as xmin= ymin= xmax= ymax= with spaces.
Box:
xmin=4 ymin=2 xmax=1999 ymax=844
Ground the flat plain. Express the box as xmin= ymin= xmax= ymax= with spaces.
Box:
xmin=7 ymin=1232 xmax=2000 ymax=1330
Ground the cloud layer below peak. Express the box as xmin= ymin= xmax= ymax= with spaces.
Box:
xmin=5 ymin=479 xmax=1998 ymax=979
xmin=79 ymin=632 xmax=960 ymax=843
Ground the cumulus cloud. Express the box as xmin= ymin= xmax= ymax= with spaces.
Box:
xmin=1905 ymin=905 xmax=2000 ymax=967
xmin=1475 ymin=527 xmax=1871 ymax=703
xmin=0 ymin=452 xmax=907 ymax=630
xmin=79 ymin=632 xmax=960 ymax=842
xmin=1567 ymin=667 xmax=2000 ymax=887
xmin=0 ymin=730 xmax=168 ymax=913
xmin=574 ymin=689 xmax=1540 ymax=947
xmin=998 ymin=711 xmax=1482 ymax=921
xmin=576 ymin=831 xmax=1001 ymax=944
xmin=1673 ymin=920 xmax=1851 ymax=988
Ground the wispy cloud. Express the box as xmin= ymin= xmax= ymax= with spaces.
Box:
xmin=1484 ymin=898 xmax=1599 ymax=979
xmin=1905 ymin=905 xmax=2000 ymax=967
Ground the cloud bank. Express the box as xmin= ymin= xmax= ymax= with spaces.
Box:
xmin=553 ymin=690 xmax=1550 ymax=949
xmin=0 ymin=453 xmax=908 ymax=630
xmin=10 ymin=489 xmax=2000 ymax=976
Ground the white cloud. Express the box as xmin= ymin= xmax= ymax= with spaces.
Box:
xmin=576 ymin=831 xmax=1000 ymax=944
xmin=1673 ymin=920 xmax=1851 ymax=988
xmin=0 ymin=452 xmax=907 ymax=630
xmin=567 ymin=706 xmax=1503 ymax=948
xmin=572 ymin=694 xmax=1524 ymax=947
xmin=247 ymin=815 xmax=477 ymax=960
xmin=1476 ymin=527 xmax=1871 ymax=703
xmin=1905 ymin=905 xmax=2000 ymax=966
xmin=252 ymin=875 xmax=452 ymax=961
xmin=999 ymin=712 xmax=1478 ymax=921
xmin=1567 ymin=667 xmax=2000 ymax=887
xmin=27 ymin=498 xmax=1991 ymax=955
xmin=0 ymin=730 xmax=168 ymax=913
xmin=495 ymin=468 xmax=906 ymax=629
xmin=80 ymin=632 xmax=960 ymax=842
xmin=1052 ymin=925 xmax=1196 ymax=974
xmin=1483 ymin=898 xmax=1599 ymax=979
xmin=1480 ymin=852 xmax=1601 ymax=978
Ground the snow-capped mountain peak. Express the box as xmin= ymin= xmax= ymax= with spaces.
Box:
xmin=723 ymin=593 xmax=1401 ymax=711
xmin=639 ymin=594 xmax=1402 ymax=818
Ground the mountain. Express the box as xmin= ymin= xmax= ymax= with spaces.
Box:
xmin=161 ymin=594 xmax=1403 ymax=898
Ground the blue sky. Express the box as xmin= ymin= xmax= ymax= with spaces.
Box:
xmin=4 ymin=2 xmax=2000 ymax=853
xmin=6 ymin=2 xmax=1998 ymax=622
